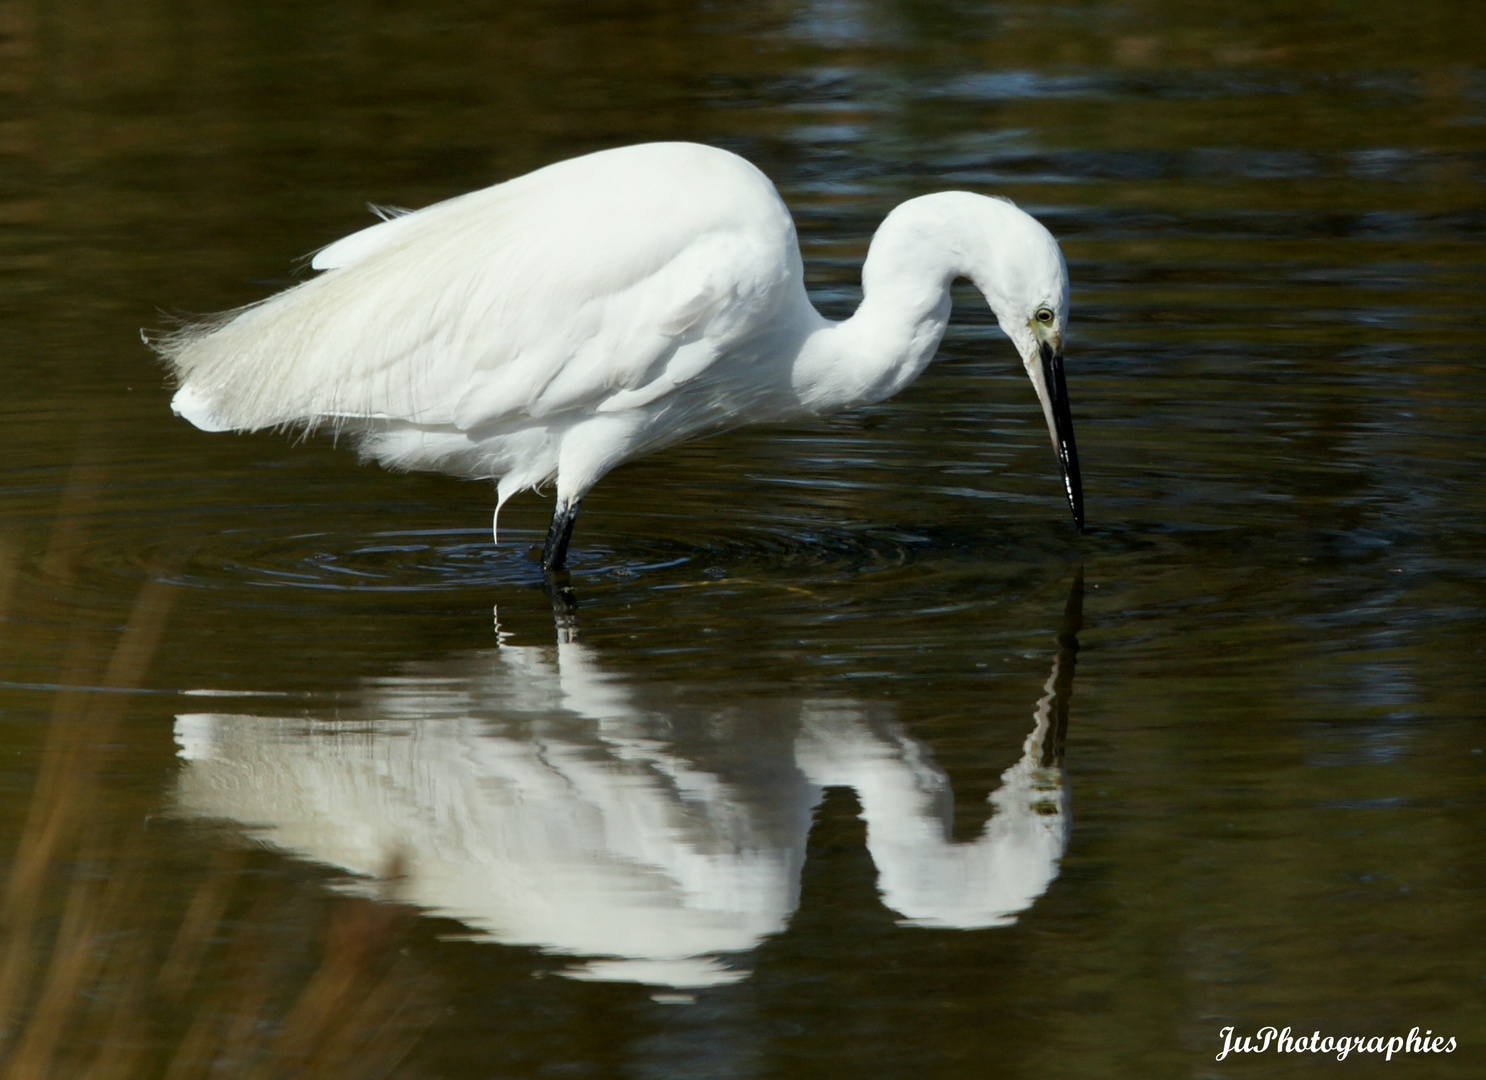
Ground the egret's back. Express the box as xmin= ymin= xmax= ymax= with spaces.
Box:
xmin=157 ymin=143 xmax=803 ymax=444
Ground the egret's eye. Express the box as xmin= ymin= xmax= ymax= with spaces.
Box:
xmin=1035 ymin=307 xmax=1055 ymax=325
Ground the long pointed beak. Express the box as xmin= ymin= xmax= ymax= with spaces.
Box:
xmin=1036 ymin=341 xmax=1084 ymax=531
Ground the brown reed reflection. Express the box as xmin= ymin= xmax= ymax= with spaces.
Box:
xmin=0 ymin=534 xmax=16 ymax=623
xmin=0 ymin=460 xmax=437 ymax=1080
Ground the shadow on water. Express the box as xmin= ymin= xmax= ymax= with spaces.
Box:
xmin=168 ymin=570 xmax=1084 ymax=990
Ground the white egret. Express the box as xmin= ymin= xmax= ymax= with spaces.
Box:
xmin=155 ymin=142 xmax=1082 ymax=571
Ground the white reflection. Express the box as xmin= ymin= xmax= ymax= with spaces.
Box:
xmin=175 ymin=583 xmax=1080 ymax=988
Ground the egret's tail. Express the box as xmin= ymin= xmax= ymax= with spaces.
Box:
xmin=169 ymin=383 xmax=236 ymax=433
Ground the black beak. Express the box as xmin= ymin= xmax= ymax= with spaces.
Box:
xmin=1040 ymin=342 xmax=1084 ymax=532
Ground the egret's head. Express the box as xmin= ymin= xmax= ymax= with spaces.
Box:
xmin=854 ymin=190 xmax=1083 ymax=530
xmin=970 ymin=200 xmax=1082 ymax=532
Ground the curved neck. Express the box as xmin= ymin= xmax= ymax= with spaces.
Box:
xmin=791 ymin=192 xmax=1014 ymax=414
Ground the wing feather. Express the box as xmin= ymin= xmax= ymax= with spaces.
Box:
xmin=158 ymin=143 xmax=799 ymax=435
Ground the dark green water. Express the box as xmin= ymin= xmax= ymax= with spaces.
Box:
xmin=2 ymin=1 xmax=1484 ymax=1077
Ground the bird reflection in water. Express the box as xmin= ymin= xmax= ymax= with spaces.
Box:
xmin=174 ymin=575 xmax=1082 ymax=989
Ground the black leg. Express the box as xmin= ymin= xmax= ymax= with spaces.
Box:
xmin=541 ymin=498 xmax=582 ymax=573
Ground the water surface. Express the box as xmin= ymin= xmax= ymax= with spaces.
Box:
xmin=1 ymin=1 xmax=1483 ymax=1077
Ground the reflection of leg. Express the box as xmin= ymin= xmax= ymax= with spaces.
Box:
xmin=542 ymin=498 xmax=582 ymax=573
xmin=545 ymin=579 xmax=580 ymax=644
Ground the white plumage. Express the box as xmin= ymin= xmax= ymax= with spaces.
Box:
xmin=155 ymin=141 xmax=1082 ymax=569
